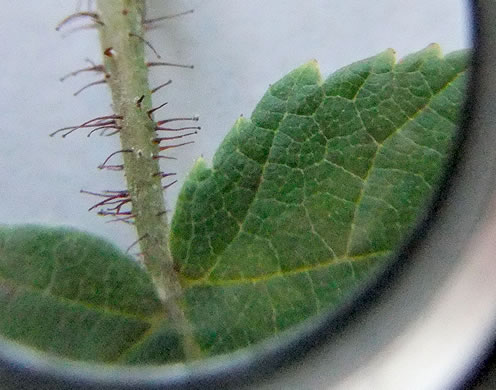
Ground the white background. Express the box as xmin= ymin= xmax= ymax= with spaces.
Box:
xmin=0 ymin=1 xmax=470 ymax=251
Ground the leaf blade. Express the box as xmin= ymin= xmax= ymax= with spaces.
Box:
xmin=170 ymin=46 xmax=469 ymax=357
xmin=0 ymin=46 xmax=470 ymax=364
xmin=0 ymin=226 xmax=163 ymax=362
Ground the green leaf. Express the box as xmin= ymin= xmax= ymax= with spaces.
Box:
xmin=168 ymin=45 xmax=469 ymax=357
xmin=0 ymin=45 xmax=469 ymax=365
xmin=0 ymin=226 xmax=168 ymax=362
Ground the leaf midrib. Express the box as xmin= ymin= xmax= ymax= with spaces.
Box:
xmin=192 ymin=62 xmax=464 ymax=282
xmin=182 ymin=249 xmax=391 ymax=288
xmin=0 ymin=274 xmax=157 ymax=323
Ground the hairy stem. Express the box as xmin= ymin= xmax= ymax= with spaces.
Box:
xmin=95 ymin=0 xmax=200 ymax=360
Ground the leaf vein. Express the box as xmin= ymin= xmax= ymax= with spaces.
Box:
xmin=344 ymin=69 xmax=465 ymax=256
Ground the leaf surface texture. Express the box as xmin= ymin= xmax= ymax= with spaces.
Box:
xmin=169 ymin=45 xmax=468 ymax=356
xmin=0 ymin=226 xmax=166 ymax=362
xmin=0 ymin=46 xmax=468 ymax=363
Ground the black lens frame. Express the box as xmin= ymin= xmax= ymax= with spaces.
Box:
xmin=1 ymin=1 xmax=493 ymax=389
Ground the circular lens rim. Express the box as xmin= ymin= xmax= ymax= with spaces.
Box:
xmin=0 ymin=2 xmax=490 ymax=389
